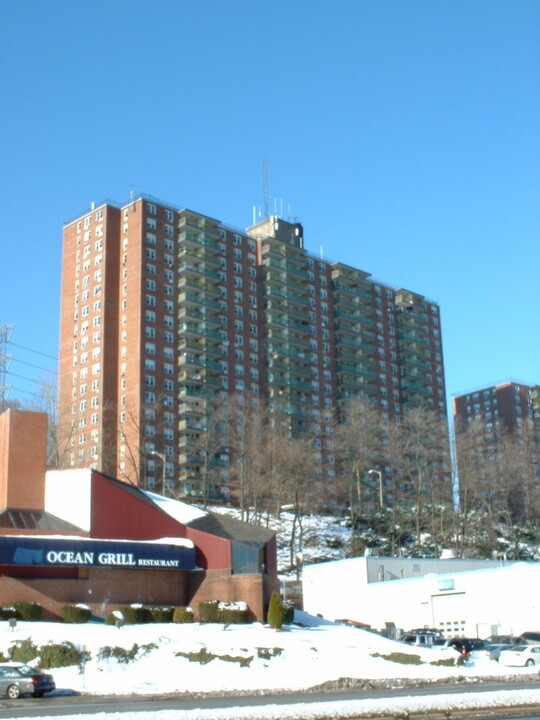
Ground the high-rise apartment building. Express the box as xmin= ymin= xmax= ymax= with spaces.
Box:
xmin=453 ymin=381 xmax=539 ymax=437
xmin=59 ymin=194 xmax=448 ymax=507
xmin=453 ymin=380 xmax=540 ymax=521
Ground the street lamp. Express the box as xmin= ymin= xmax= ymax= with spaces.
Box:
xmin=368 ymin=469 xmax=383 ymax=508
xmin=150 ymin=450 xmax=166 ymax=494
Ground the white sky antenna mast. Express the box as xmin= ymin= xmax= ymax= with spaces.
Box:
xmin=263 ymin=159 xmax=269 ymax=219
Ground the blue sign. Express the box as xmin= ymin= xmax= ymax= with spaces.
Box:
xmin=0 ymin=537 xmax=196 ymax=570
xmin=438 ymin=578 xmax=455 ymax=591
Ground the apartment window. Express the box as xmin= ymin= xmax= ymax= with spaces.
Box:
xmin=145 ymin=327 xmax=155 ymax=338
xmin=146 ymin=233 xmax=156 ymax=245
xmin=146 ymin=248 xmax=156 ymax=260
xmin=146 ymin=295 xmax=156 ymax=307
xmin=164 ymin=331 xmax=174 ymax=343
xmin=145 ymin=343 xmax=156 ymax=355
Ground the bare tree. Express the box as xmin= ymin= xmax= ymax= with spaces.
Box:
xmin=399 ymin=405 xmax=451 ymax=554
xmin=333 ymin=397 xmax=383 ymax=530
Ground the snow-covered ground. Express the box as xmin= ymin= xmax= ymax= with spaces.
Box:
xmin=3 ymin=611 xmax=540 ymax=720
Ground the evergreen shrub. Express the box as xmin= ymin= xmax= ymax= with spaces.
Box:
xmin=12 ymin=601 xmax=42 ymax=621
xmin=10 ymin=639 xmax=39 ymax=663
xmin=267 ymin=592 xmax=284 ymax=629
xmin=172 ymin=606 xmax=194 ymax=624
xmin=40 ymin=642 xmax=84 ymax=668
xmin=118 ymin=605 xmax=148 ymax=624
xmin=199 ymin=601 xmax=220 ymax=623
xmin=0 ymin=607 xmax=18 ymax=620
xmin=60 ymin=604 xmax=92 ymax=624
xmin=199 ymin=601 xmax=250 ymax=624
xmin=145 ymin=605 xmax=173 ymax=623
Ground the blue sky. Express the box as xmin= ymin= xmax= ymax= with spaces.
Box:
xmin=1 ymin=0 xmax=539 ymax=408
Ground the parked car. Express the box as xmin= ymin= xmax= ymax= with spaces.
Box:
xmin=399 ymin=631 xmax=441 ymax=647
xmin=468 ymin=643 xmax=513 ymax=663
xmin=0 ymin=663 xmax=55 ymax=699
xmin=431 ymin=638 xmax=487 ymax=656
xmin=518 ymin=632 xmax=540 ymax=645
xmin=499 ymin=645 xmax=540 ymax=667
xmin=485 ymin=635 xmax=522 ymax=646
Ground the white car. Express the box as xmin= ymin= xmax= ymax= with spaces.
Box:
xmin=498 ymin=644 xmax=540 ymax=667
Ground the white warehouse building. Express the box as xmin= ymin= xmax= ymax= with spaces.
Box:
xmin=302 ymin=556 xmax=540 ymax=638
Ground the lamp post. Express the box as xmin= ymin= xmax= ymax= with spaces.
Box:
xmin=150 ymin=450 xmax=166 ymax=494
xmin=368 ymin=469 xmax=383 ymax=508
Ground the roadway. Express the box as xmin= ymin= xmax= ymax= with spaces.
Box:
xmin=0 ymin=679 xmax=540 ymax=718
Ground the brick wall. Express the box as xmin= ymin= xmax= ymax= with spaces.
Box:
xmin=0 ymin=410 xmax=47 ymax=510
xmin=0 ymin=567 xmax=278 ymax=622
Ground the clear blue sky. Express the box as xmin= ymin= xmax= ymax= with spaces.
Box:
xmin=1 ymin=0 xmax=539 ymax=408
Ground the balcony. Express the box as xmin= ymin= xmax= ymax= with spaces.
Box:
xmin=398 ymin=331 xmax=429 ymax=346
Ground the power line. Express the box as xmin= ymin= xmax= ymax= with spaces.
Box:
xmin=10 ymin=386 xmax=45 ymax=400
xmin=8 ymin=341 xmax=58 ymax=362
xmin=6 ymin=370 xmax=55 ymax=387
xmin=11 ymin=357 xmax=57 ymax=375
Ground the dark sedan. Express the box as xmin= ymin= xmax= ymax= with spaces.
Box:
xmin=0 ymin=663 xmax=55 ymax=699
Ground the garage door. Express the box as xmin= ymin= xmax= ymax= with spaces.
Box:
xmin=431 ymin=592 xmax=467 ymax=636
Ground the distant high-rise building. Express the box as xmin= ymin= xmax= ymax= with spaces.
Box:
xmin=58 ymin=195 xmax=449 ymax=511
xmin=453 ymin=380 xmax=540 ymax=521
xmin=453 ymin=381 xmax=539 ymax=436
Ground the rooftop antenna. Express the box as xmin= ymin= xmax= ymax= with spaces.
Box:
xmin=263 ymin=159 xmax=269 ymax=219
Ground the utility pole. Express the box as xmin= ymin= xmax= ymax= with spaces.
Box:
xmin=0 ymin=325 xmax=14 ymax=409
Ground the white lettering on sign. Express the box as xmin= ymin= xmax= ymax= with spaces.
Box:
xmin=137 ymin=558 xmax=180 ymax=567
xmin=44 ymin=548 xmax=180 ymax=568
xmin=46 ymin=550 xmax=94 ymax=564
xmin=97 ymin=552 xmax=136 ymax=566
